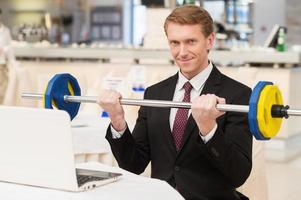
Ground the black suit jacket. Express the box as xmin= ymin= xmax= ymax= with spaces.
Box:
xmin=106 ymin=65 xmax=253 ymax=200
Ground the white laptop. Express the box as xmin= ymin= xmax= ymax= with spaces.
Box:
xmin=0 ymin=106 xmax=122 ymax=192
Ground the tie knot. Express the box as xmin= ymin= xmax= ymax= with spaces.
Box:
xmin=183 ymin=81 xmax=193 ymax=94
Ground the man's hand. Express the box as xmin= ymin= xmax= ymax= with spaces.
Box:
xmin=97 ymin=89 xmax=126 ymax=132
xmin=191 ymin=94 xmax=226 ymax=136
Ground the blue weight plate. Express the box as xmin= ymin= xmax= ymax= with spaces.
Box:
xmin=44 ymin=73 xmax=81 ymax=120
xmin=249 ymin=81 xmax=272 ymax=140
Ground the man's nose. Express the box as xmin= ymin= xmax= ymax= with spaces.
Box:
xmin=178 ymin=44 xmax=188 ymax=57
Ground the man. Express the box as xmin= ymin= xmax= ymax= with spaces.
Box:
xmin=0 ymin=9 xmax=12 ymax=104
xmin=98 ymin=5 xmax=252 ymax=200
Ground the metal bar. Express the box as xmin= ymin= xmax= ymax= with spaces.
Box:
xmin=21 ymin=93 xmax=301 ymax=116
xmin=65 ymin=95 xmax=98 ymax=103
xmin=68 ymin=95 xmax=251 ymax=112
xmin=21 ymin=93 xmax=249 ymax=112
xmin=65 ymin=96 xmax=193 ymax=109
xmin=216 ymin=104 xmax=249 ymax=113
xmin=287 ymin=109 xmax=301 ymax=117
xmin=121 ymin=98 xmax=192 ymax=109
xmin=22 ymin=93 xmax=43 ymax=100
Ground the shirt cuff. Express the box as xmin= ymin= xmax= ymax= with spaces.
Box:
xmin=199 ymin=124 xmax=217 ymax=144
xmin=110 ymin=124 xmax=127 ymax=139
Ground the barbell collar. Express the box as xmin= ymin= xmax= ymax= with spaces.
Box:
xmin=271 ymin=105 xmax=289 ymax=118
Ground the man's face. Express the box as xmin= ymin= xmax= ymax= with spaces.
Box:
xmin=166 ymin=22 xmax=214 ymax=79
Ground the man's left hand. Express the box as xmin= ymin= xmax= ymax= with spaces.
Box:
xmin=191 ymin=94 xmax=226 ymax=136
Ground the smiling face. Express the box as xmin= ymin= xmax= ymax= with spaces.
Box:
xmin=166 ymin=22 xmax=215 ymax=80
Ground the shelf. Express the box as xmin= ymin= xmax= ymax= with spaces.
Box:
xmin=9 ymin=9 xmax=46 ymax=13
xmin=13 ymin=46 xmax=301 ymax=66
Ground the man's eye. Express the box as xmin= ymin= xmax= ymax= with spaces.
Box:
xmin=170 ymin=41 xmax=179 ymax=46
xmin=188 ymin=40 xmax=196 ymax=44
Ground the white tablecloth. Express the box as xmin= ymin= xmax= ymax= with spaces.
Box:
xmin=0 ymin=162 xmax=184 ymax=200
xmin=71 ymin=114 xmax=111 ymax=155
xmin=71 ymin=114 xmax=114 ymax=164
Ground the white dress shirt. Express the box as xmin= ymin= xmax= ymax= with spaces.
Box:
xmin=111 ymin=62 xmax=217 ymax=143
xmin=170 ymin=62 xmax=216 ymax=143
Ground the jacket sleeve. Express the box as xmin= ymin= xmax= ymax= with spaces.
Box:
xmin=105 ymin=88 xmax=151 ymax=175
xmin=197 ymin=86 xmax=253 ymax=188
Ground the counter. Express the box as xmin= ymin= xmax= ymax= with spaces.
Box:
xmin=13 ymin=46 xmax=301 ymax=66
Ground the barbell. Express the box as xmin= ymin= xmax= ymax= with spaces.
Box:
xmin=21 ymin=73 xmax=301 ymax=141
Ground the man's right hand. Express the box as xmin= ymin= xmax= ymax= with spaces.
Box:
xmin=97 ymin=89 xmax=126 ymax=132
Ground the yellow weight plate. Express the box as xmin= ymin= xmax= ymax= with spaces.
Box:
xmin=42 ymin=83 xmax=48 ymax=108
xmin=43 ymin=82 xmax=58 ymax=109
xmin=257 ymin=85 xmax=283 ymax=138
xmin=67 ymin=81 xmax=75 ymax=96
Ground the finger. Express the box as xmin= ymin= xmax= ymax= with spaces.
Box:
xmin=205 ymin=94 xmax=217 ymax=109
xmin=97 ymin=89 xmax=107 ymax=104
xmin=98 ymin=89 xmax=119 ymax=105
xmin=205 ymin=94 xmax=223 ymax=114
xmin=216 ymin=96 xmax=226 ymax=104
xmin=112 ymin=91 xmax=122 ymax=104
xmin=191 ymin=94 xmax=206 ymax=109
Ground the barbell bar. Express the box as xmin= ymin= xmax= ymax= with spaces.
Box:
xmin=21 ymin=73 xmax=301 ymax=141
xmin=22 ymin=92 xmax=301 ymax=117
xmin=22 ymin=92 xmax=252 ymax=113
xmin=20 ymin=93 xmax=301 ymax=117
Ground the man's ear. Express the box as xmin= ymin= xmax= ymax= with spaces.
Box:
xmin=207 ymin=32 xmax=215 ymax=50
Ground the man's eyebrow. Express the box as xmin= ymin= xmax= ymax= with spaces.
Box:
xmin=185 ymin=38 xmax=197 ymax=41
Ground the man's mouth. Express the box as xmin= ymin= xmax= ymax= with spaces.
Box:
xmin=178 ymin=58 xmax=193 ymax=63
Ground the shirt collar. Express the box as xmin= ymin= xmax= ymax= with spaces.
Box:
xmin=176 ymin=61 xmax=213 ymax=92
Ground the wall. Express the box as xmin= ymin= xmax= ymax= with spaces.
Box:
xmin=253 ymin=0 xmax=286 ymax=45
xmin=286 ymin=0 xmax=301 ymax=45
xmin=143 ymin=8 xmax=170 ymax=49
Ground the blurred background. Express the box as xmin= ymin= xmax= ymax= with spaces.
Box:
xmin=0 ymin=0 xmax=299 ymax=48
xmin=0 ymin=1 xmax=301 ymax=199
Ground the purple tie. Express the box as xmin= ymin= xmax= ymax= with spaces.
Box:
xmin=172 ymin=81 xmax=193 ymax=151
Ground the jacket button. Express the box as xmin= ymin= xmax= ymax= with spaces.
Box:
xmin=174 ymin=166 xmax=180 ymax=172
xmin=211 ymin=147 xmax=220 ymax=157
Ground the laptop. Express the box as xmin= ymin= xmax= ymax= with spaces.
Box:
xmin=0 ymin=106 xmax=122 ymax=192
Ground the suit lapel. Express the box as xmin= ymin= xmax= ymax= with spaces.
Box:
xmin=160 ymin=73 xmax=179 ymax=153
xmin=178 ymin=65 xmax=223 ymax=153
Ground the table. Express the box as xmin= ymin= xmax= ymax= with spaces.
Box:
xmin=71 ymin=114 xmax=113 ymax=164
xmin=0 ymin=162 xmax=184 ymax=200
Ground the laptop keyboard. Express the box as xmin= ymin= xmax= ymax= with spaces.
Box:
xmin=77 ymin=174 xmax=106 ymax=187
